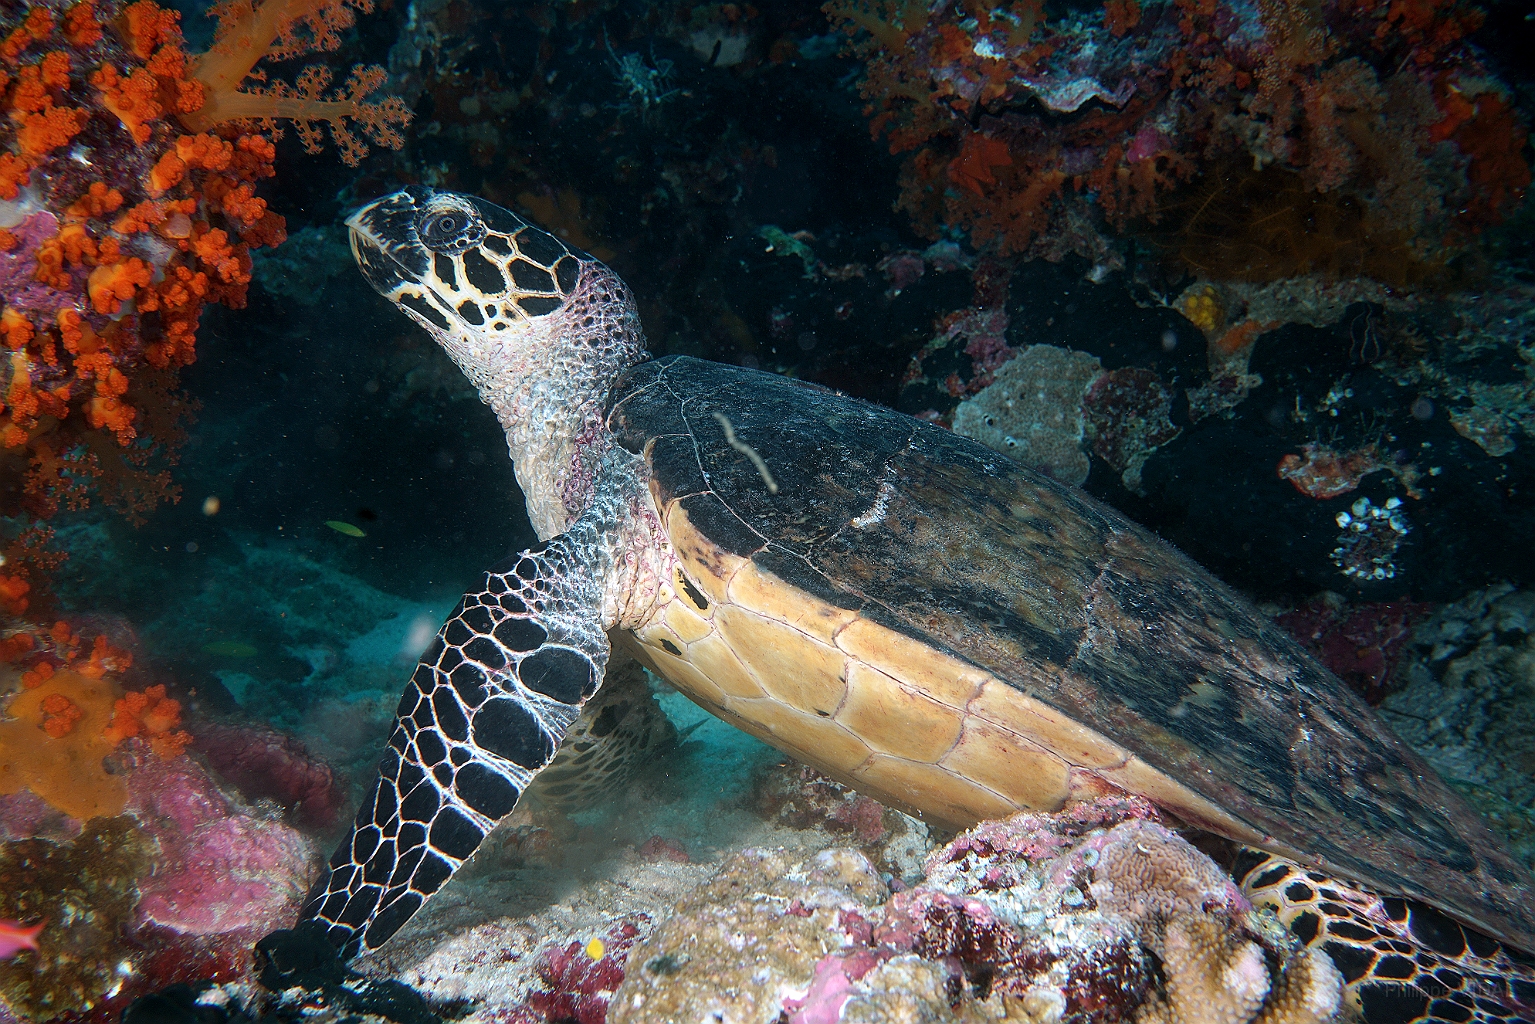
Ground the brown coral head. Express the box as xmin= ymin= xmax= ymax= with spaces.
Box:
xmin=1137 ymin=916 xmax=1342 ymax=1024
xmin=1091 ymin=820 xmax=1248 ymax=923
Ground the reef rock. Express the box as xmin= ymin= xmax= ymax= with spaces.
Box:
xmin=607 ymin=796 xmax=1340 ymax=1024
xmin=1386 ymin=584 xmax=1535 ymax=869
xmin=953 ymin=345 xmax=1103 ymax=485
xmin=609 ymin=846 xmax=889 ymax=1023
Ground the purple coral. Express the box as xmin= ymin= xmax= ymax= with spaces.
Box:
xmin=0 ymin=211 xmax=73 ymax=317
xmin=523 ymin=919 xmax=648 ymax=1024
xmin=194 ymin=722 xmax=348 ymax=828
xmin=126 ymin=757 xmax=319 ymax=938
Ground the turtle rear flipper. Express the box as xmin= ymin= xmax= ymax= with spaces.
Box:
xmin=302 ymin=522 xmax=611 ymax=958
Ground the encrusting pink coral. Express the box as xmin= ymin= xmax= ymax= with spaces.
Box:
xmin=124 ymin=757 xmax=320 ymax=938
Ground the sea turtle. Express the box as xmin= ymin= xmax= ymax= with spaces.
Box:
xmin=302 ymin=186 xmax=1535 ymax=1021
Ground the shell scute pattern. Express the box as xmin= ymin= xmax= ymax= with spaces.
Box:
xmin=629 ymin=501 xmax=1147 ymax=829
xmin=1238 ymin=853 xmax=1535 ymax=1024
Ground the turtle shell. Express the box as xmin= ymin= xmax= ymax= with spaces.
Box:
xmin=605 ymin=355 xmax=1534 ymax=952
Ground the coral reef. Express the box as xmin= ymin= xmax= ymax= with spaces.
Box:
xmin=0 ymin=0 xmax=407 ymax=598
xmin=383 ymin=851 xmax=711 ymax=1024
xmin=1384 ymin=584 xmax=1535 ymax=869
xmin=824 ymin=0 xmax=1527 ymax=274
xmin=104 ymin=681 xmax=192 ymax=756
xmin=606 ymin=797 xmax=1339 ymax=1024
xmin=0 ymin=817 xmax=154 ymax=1021
xmin=755 ymin=763 xmax=891 ymax=847
xmin=0 ymin=610 xmax=321 ymax=1020
xmin=0 ymin=752 xmax=321 ymax=1022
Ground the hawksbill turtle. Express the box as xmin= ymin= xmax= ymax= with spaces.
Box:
xmin=300 ymin=186 xmax=1535 ymax=1023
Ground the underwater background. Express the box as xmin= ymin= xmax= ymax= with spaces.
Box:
xmin=0 ymin=0 xmax=1533 ymax=1021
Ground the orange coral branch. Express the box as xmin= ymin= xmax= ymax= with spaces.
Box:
xmin=0 ymin=0 xmax=406 ymax=600
xmin=177 ymin=0 xmax=409 ymax=165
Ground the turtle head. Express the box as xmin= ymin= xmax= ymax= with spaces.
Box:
xmin=345 ymin=187 xmax=645 ymax=394
xmin=347 ymin=187 xmax=648 ymax=536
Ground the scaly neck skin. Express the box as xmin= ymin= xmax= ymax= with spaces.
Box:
xmin=440 ymin=262 xmax=649 ymax=541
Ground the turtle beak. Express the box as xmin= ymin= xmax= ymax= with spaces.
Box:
xmin=347 ymin=188 xmax=433 ymax=296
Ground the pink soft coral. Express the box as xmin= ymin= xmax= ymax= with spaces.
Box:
xmin=126 ymin=758 xmax=320 ymax=938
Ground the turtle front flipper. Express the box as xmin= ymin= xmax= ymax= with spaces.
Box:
xmin=301 ymin=527 xmax=610 ymax=959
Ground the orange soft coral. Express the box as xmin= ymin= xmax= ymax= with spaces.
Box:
xmin=20 ymin=659 xmax=53 ymax=688
xmin=91 ymin=62 xmax=164 ymax=143
xmin=38 ymin=692 xmax=83 ymax=737
xmin=86 ymin=256 xmax=153 ymax=314
xmin=77 ymin=633 xmax=132 ymax=678
xmin=0 ymin=632 xmax=35 ymax=662
xmin=178 ymin=0 xmax=410 ymax=165
xmin=1 ymin=308 xmax=35 ymax=350
xmin=0 ymin=668 xmax=127 ymax=819
xmin=62 ymin=1 xmax=103 ymax=47
xmin=121 ymin=0 xmax=182 ymax=60
xmin=15 ymin=102 xmax=87 ymax=158
xmin=0 ymin=8 xmax=53 ymax=62
xmin=103 ymin=683 xmax=190 ymax=757
xmin=0 ymin=0 xmax=401 ymax=598
xmin=0 ymin=153 xmax=28 ymax=199
xmin=190 ymin=226 xmax=245 ymax=283
xmin=0 ymin=573 xmax=30 ymax=616
xmin=65 ymin=182 xmax=125 ymax=220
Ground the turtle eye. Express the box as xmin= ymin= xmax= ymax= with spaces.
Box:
xmin=418 ymin=206 xmax=485 ymax=254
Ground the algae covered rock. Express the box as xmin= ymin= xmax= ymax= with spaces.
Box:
xmin=889 ymin=798 xmax=1340 ymax=1024
xmin=952 ymin=345 xmax=1102 ymax=485
xmin=0 ymin=816 xmax=154 ymax=1020
xmin=607 ymin=797 xmax=1340 ymax=1024
xmin=608 ymin=846 xmax=889 ymax=1023
xmin=1386 ymin=583 xmax=1535 ymax=869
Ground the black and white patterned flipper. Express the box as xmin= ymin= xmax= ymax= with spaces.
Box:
xmin=300 ymin=527 xmax=609 ymax=959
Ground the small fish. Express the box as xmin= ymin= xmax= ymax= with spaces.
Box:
xmin=202 ymin=640 xmax=258 ymax=658
xmin=325 ymin=520 xmax=367 ymax=538
xmin=0 ymin=919 xmax=43 ymax=960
